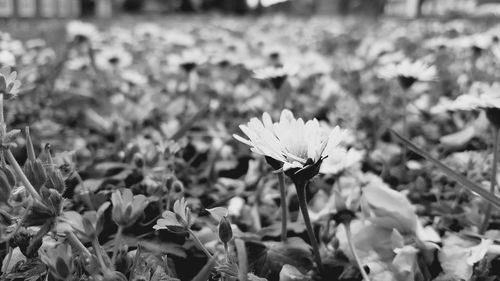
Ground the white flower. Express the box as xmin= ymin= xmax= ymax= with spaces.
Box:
xmin=66 ymin=20 xmax=99 ymax=42
xmin=233 ymin=109 xmax=346 ymax=171
xmin=253 ymin=64 xmax=297 ymax=80
xmin=320 ymin=147 xmax=363 ymax=175
xmin=440 ymin=82 xmax=500 ymax=112
xmin=378 ymin=59 xmax=437 ymax=89
xmin=95 ymin=47 xmax=133 ymax=71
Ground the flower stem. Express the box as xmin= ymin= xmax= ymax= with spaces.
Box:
xmin=402 ymin=89 xmax=408 ymax=170
xmin=480 ymin=127 xmax=500 ymax=234
xmin=92 ymin=237 xmax=110 ymax=274
xmin=345 ymin=221 xmax=371 ymax=281
xmin=278 ymin=171 xmax=288 ymax=242
xmin=65 ymin=231 xmax=92 ymax=257
xmin=295 ymin=181 xmax=323 ymax=271
xmin=224 ymin=242 xmax=229 ymax=263
xmin=4 ymin=149 xmax=41 ymax=201
xmin=111 ymin=225 xmax=124 ymax=266
xmin=188 ymin=229 xmax=213 ymax=259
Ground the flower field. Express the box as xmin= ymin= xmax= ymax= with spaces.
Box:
xmin=2 ymin=15 xmax=500 ymax=281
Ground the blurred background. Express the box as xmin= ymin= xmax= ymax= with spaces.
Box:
xmin=1 ymin=0 xmax=500 ymax=19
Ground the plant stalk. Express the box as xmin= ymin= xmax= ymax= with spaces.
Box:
xmin=4 ymin=149 xmax=41 ymax=201
xmin=481 ymin=127 xmax=500 ymax=234
xmin=278 ymin=171 xmax=288 ymax=242
xmin=111 ymin=225 xmax=124 ymax=266
xmin=188 ymin=229 xmax=213 ymax=259
xmin=295 ymin=180 xmax=323 ymax=271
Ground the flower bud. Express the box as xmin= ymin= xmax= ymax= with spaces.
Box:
xmin=23 ymin=159 xmax=47 ymax=191
xmin=218 ymin=216 xmax=233 ymax=244
xmin=46 ymin=168 xmax=66 ymax=194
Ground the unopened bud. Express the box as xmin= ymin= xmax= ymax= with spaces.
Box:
xmin=23 ymin=159 xmax=47 ymax=191
xmin=218 ymin=216 xmax=233 ymax=244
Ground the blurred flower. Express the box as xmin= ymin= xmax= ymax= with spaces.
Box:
xmin=96 ymin=47 xmax=133 ymax=71
xmin=319 ymin=148 xmax=363 ymax=175
xmin=378 ymin=59 xmax=437 ymax=89
xmin=253 ymin=65 xmax=297 ymax=90
xmin=154 ymin=197 xmax=192 ymax=231
xmin=39 ymin=237 xmax=74 ymax=281
xmin=0 ymin=66 xmax=21 ymax=99
xmin=111 ymin=189 xmax=152 ymax=227
xmin=0 ymin=50 xmax=15 ymax=67
xmin=234 ymin=109 xmax=346 ymax=181
xmin=66 ymin=21 xmax=99 ymax=43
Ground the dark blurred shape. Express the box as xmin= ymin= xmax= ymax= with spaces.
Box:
xmin=81 ymin=0 xmax=96 ymax=17
xmin=123 ymin=0 xmax=145 ymax=12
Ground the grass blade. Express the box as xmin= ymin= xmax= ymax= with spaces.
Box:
xmin=391 ymin=129 xmax=500 ymax=209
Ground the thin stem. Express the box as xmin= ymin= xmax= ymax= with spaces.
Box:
xmin=402 ymin=89 xmax=408 ymax=169
xmin=235 ymin=238 xmax=248 ymax=281
xmin=278 ymin=171 xmax=288 ymax=242
xmin=480 ymin=127 xmax=500 ymax=234
xmin=188 ymin=229 xmax=213 ymax=259
xmin=92 ymin=237 xmax=110 ymax=274
xmin=345 ymin=221 xmax=371 ymax=281
xmin=4 ymin=149 xmax=41 ymax=201
xmin=0 ymin=94 xmax=5 ymax=135
xmin=65 ymin=231 xmax=92 ymax=257
xmin=295 ymin=181 xmax=323 ymax=271
xmin=111 ymin=225 xmax=124 ymax=266
xmin=224 ymin=242 xmax=229 ymax=263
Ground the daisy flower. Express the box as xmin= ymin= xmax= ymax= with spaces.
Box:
xmin=95 ymin=46 xmax=133 ymax=71
xmin=234 ymin=109 xmax=346 ymax=179
xmin=0 ymin=67 xmax=21 ymax=99
xmin=253 ymin=64 xmax=297 ymax=90
xmin=378 ymin=59 xmax=437 ymax=90
xmin=66 ymin=20 xmax=99 ymax=43
xmin=320 ymin=147 xmax=364 ymax=176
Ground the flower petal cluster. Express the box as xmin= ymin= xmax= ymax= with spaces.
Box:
xmin=154 ymin=197 xmax=192 ymax=231
xmin=0 ymin=67 xmax=21 ymax=99
xmin=378 ymin=59 xmax=437 ymax=89
xmin=111 ymin=189 xmax=151 ymax=227
xmin=234 ymin=109 xmax=346 ymax=174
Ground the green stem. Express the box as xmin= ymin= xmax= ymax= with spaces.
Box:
xmin=345 ymin=221 xmax=371 ymax=281
xmin=481 ymin=127 xmax=500 ymax=234
xmin=295 ymin=181 xmax=323 ymax=271
xmin=0 ymin=94 xmax=5 ymax=136
xmin=188 ymin=229 xmax=213 ymax=259
xmin=224 ymin=242 xmax=229 ymax=263
xmin=235 ymin=238 xmax=248 ymax=281
xmin=4 ymin=149 xmax=41 ymax=201
xmin=65 ymin=231 xmax=92 ymax=257
xmin=92 ymin=237 xmax=110 ymax=274
xmin=278 ymin=171 xmax=288 ymax=242
xmin=111 ymin=225 xmax=124 ymax=266
xmin=402 ymin=89 xmax=408 ymax=170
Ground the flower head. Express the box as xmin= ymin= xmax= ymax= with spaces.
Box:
xmin=234 ymin=109 xmax=346 ymax=182
xmin=378 ymin=59 xmax=437 ymax=90
xmin=253 ymin=65 xmax=297 ymax=90
xmin=0 ymin=67 xmax=21 ymax=99
xmin=96 ymin=47 xmax=133 ymax=71
xmin=154 ymin=197 xmax=192 ymax=231
xmin=66 ymin=21 xmax=99 ymax=43
xmin=111 ymin=189 xmax=151 ymax=227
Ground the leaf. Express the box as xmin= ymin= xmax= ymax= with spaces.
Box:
xmin=391 ymin=129 xmax=500 ymax=209
xmin=247 ymin=237 xmax=313 ymax=279
xmin=258 ymin=221 xmax=306 ymax=238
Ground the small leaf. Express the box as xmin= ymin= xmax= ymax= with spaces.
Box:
xmin=391 ymin=129 xmax=500 ymax=209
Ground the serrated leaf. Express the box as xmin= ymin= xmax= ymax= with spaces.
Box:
xmin=391 ymin=129 xmax=500 ymax=209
